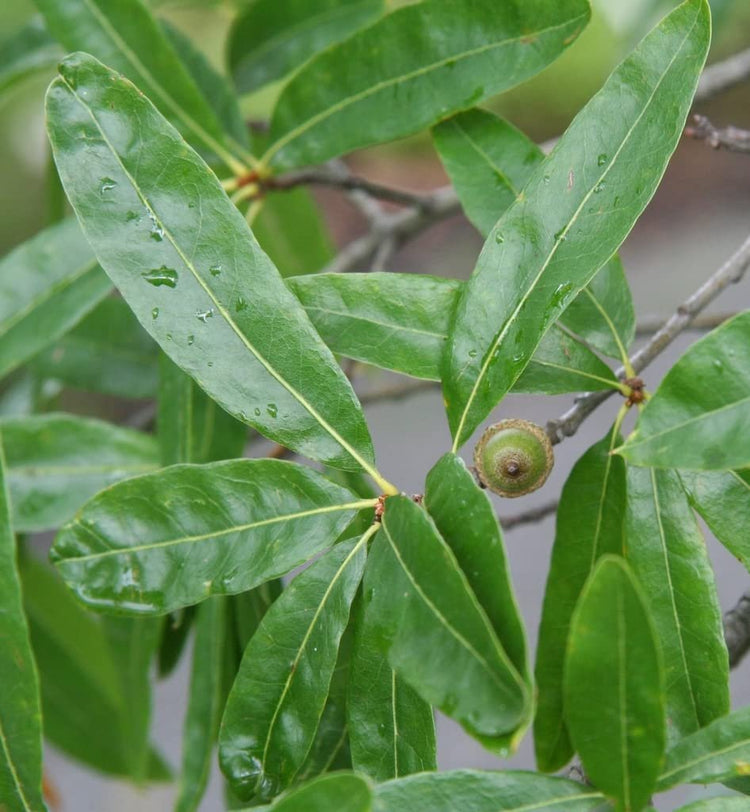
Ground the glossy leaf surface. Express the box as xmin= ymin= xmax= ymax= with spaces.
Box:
xmin=445 ymin=0 xmax=710 ymax=447
xmin=0 ymin=217 xmax=109 ymax=381
xmin=0 ymin=17 xmax=61 ymax=96
xmin=625 ymin=466 xmax=728 ymax=743
xmin=565 ymin=556 xmax=665 ymax=812
xmin=364 ymin=496 xmax=529 ymax=748
xmin=46 ymin=53 xmax=378 ymax=474
xmin=0 ymin=442 xmax=46 ymax=812
xmin=52 ymin=458 xmax=369 ymax=614
xmin=220 ymin=538 xmax=367 ymax=801
xmin=619 ymin=312 xmax=750 ymax=470
xmin=229 ymin=0 xmax=384 ymax=93
xmin=261 ymin=772 xmax=372 ymax=812
xmin=2 ymin=413 xmax=158 ymax=532
xmin=535 ymin=426 xmax=626 ymax=771
xmin=264 ymin=0 xmax=590 ymax=169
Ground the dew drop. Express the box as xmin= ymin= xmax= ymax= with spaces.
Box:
xmin=594 ymin=182 xmax=606 ymax=194
xmin=99 ymin=177 xmax=116 ymax=195
xmin=207 ymin=361 xmax=213 ymax=367
xmin=254 ymin=407 xmax=261 ymax=417
xmin=266 ymin=403 xmax=278 ymax=418
xmin=713 ymin=359 xmax=724 ymax=372
xmin=543 ymin=174 xmax=551 ymax=184
xmin=468 ymin=349 xmax=478 ymax=358
xmin=151 ymin=307 xmax=159 ymax=320
xmin=597 ymin=153 xmax=608 ymax=166
xmin=236 ymin=297 xmax=247 ymax=312
xmin=125 ymin=210 xmax=140 ymax=223
xmin=147 ymin=212 xmax=164 ymax=241
xmin=142 ymin=266 xmax=178 ymax=288
xmin=196 ymin=308 xmax=214 ymax=323
xmin=209 ymin=264 xmax=222 ymax=277
xmin=554 ymin=228 xmax=567 ymax=242
xmin=187 ymin=334 xmax=194 ymax=346
xmin=494 ymin=232 xmax=504 ymax=244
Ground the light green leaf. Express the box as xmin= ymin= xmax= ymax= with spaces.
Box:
xmin=219 ymin=535 xmax=369 ymax=801
xmin=46 ymin=53 xmax=382 ymax=478
xmin=264 ymin=0 xmax=590 ymax=170
xmin=619 ymin=312 xmax=750 ymax=470
xmin=0 ymin=17 xmax=61 ymax=96
xmin=2 ymin=412 xmax=158 ymax=532
xmin=535 ymin=425 xmax=626 ymax=772
xmin=625 ymin=466 xmax=728 ymax=743
xmin=0 ymin=442 xmax=46 ymax=811
xmin=258 ymin=772 xmax=373 ymax=812
xmin=565 ymin=556 xmax=665 ymax=812
xmin=444 ymin=0 xmax=710 ymax=448
xmin=229 ymin=0 xmax=384 ymax=94
xmin=675 ymin=800 xmax=750 ymax=811
xmin=364 ymin=496 xmax=529 ymax=750
xmin=51 ymin=458 xmax=372 ymax=615
xmin=0 ymin=218 xmax=110 ymax=381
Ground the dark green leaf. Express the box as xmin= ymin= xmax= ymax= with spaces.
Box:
xmin=444 ymin=0 xmax=710 ymax=447
xmin=219 ymin=535 xmax=369 ymax=801
xmin=33 ymin=297 xmax=159 ymax=399
xmin=618 ymin=312 xmax=750 ymax=470
xmin=261 ymin=772 xmax=372 ymax=812
xmin=535 ymin=425 xmax=626 ymax=771
xmin=657 ymin=707 xmax=750 ymax=790
xmin=157 ymin=606 xmax=195 ymax=678
xmin=347 ymin=594 xmax=436 ymax=781
xmin=46 ymin=53 xmax=383 ymax=479
xmin=264 ymin=0 xmax=590 ymax=169
xmin=373 ymin=770 xmax=607 ymax=811
xmin=229 ymin=0 xmax=384 ymax=94
xmin=35 ymin=0 xmax=251 ymax=172
xmin=2 ymin=413 xmax=158 ymax=532
xmin=364 ymin=496 xmax=529 ymax=750
xmin=51 ymin=458 xmax=372 ymax=614
xmin=0 ymin=218 xmax=110 ymax=381
xmin=565 ymin=556 xmax=665 ymax=812
xmin=625 ymin=466 xmax=728 ymax=743
xmin=0 ymin=17 xmax=61 ymax=96
xmin=0 ymin=443 xmax=46 ymax=811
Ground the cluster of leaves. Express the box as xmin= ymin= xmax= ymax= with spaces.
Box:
xmin=1 ymin=1 xmax=750 ymax=811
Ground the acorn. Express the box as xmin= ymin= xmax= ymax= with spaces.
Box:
xmin=473 ymin=419 xmax=554 ymax=498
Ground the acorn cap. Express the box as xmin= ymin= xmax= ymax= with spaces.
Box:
xmin=473 ymin=419 xmax=554 ymax=498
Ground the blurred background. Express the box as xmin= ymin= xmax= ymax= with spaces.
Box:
xmin=2 ymin=0 xmax=750 ymax=809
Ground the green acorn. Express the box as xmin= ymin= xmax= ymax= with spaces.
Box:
xmin=473 ymin=419 xmax=554 ymax=498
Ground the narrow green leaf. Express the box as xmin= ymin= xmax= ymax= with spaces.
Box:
xmin=657 ymin=706 xmax=750 ymax=790
xmin=675 ymin=800 xmax=750 ymax=811
xmin=680 ymin=469 xmax=750 ymax=569
xmin=229 ymin=0 xmax=384 ymax=94
xmin=347 ymin=594 xmax=436 ymax=782
xmin=220 ymin=535 xmax=369 ymax=801
xmin=264 ymin=0 xmax=590 ymax=169
xmin=445 ymin=0 xmax=710 ymax=447
xmin=2 ymin=412 xmax=158 ymax=532
xmin=373 ymin=770 xmax=607 ymax=812
xmin=0 ymin=218 xmax=110 ymax=381
xmin=157 ymin=606 xmax=195 ymax=679
xmin=260 ymin=772 xmax=372 ymax=812
xmin=0 ymin=17 xmax=61 ymax=96
xmin=33 ymin=297 xmax=159 ymax=399
xmin=565 ymin=556 xmax=665 ymax=812
xmin=0 ymin=442 xmax=46 ymax=811
xmin=535 ymin=425 xmax=626 ymax=771
xmin=46 ymin=53 xmax=380 ymax=477
xmin=364 ymin=496 xmax=529 ymax=750
xmin=51 ymin=458 xmax=371 ymax=614
xmin=289 ymin=272 xmax=618 ymax=392
xmin=619 ymin=312 xmax=750 ymax=470
xmin=625 ymin=466 xmax=728 ymax=743
xmin=432 ymin=108 xmax=635 ymax=359
xmin=35 ymin=0 xmax=251 ymax=172
xmin=175 ymin=598 xmax=226 ymax=812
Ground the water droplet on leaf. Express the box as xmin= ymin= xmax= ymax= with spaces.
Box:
xmin=187 ymin=334 xmax=194 ymax=346
xmin=597 ymin=153 xmax=608 ymax=166
xmin=236 ymin=297 xmax=247 ymax=312
xmin=209 ymin=264 xmax=222 ymax=277
xmin=147 ymin=212 xmax=164 ymax=241
xmin=594 ymin=182 xmax=606 ymax=194
xmin=99 ymin=177 xmax=116 ymax=195
xmin=495 ymin=233 xmax=504 ymax=244
xmin=142 ymin=266 xmax=178 ymax=288
xmin=266 ymin=403 xmax=278 ymax=418
xmin=196 ymin=308 xmax=214 ymax=323
xmin=151 ymin=307 xmax=159 ymax=320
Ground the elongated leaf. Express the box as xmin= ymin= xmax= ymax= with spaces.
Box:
xmin=535 ymin=425 xmax=626 ymax=772
xmin=289 ymin=273 xmax=618 ymax=392
xmin=657 ymin=707 xmax=750 ymax=790
xmin=220 ymin=536 xmax=368 ymax=801
xmin=445 ymin=0 xmax=710 ymax=447
xmin=33 ymin=297 xmax=159 ymax=399
xmin=625 ymin=466 xmax=728 ymax=743
xmin=676 ymin=801 xmax=750 ymax=811
xmin=619 ymin=312 xmax=750 ymax=470
xmin=0 ymin=17 xmax=61 ymax=96
xmin=229 ymin=0 xmax=384 ymax=93
xmin=46 ymin=53 xmax=380 ymax=476
xmin=565 ymin=556 xmax=665 ymax=812
xmin=262 ymin=772 xmax=372 ymax=812
xmin=264 ymin=0 xmax=590 ymax=169
xmin=157 ymin=606 xmax=195 ymax=679
xmin=2 ymin=413 xmax=158 ymax=532
xmin=364 ymin=496 xmax=529 ymax=750
xmin=347 ymin=594 xmax=436 ymax=782
xmin=432 ymin=108 xmax=634 ymax=358
xmin=373 ymin=770 xmax=607 ymax=812
xmin=0 ymin=442 xmax=46 ymax=811
xmin=35 ymin=0 xmax=250 ymax=172
xmin=0 ymin=218 xmax=110 ymax=381
xmin=52 ymin=458 xmax=371 ymax=614
xmin=680 ymin=469 xmax=750 ymax=569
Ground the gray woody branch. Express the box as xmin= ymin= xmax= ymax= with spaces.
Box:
xmin=685 ymin=114 xmax=750 ymax=154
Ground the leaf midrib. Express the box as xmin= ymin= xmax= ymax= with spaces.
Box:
xmin=659 ymin=735 xmax=750 ymax=786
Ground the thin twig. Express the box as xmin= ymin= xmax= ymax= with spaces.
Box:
xmin=501 ymin=500 xmax=558 ymax=531
xmin=724 ymin=590 xmax=750 ymax=668
xmin=358 ymin=379 xmax=439 ymax=406
xmin=635 ymin=312 xmax=737 ymax=336
xmin=685 ymin=114 xmax=750 ymax=154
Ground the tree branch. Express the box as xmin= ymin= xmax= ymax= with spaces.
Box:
xmin=724 ymin=590 xmax=750 ymax=668
xmin=500 ymin=500 xmax=558 ymax=531
xmin=685 ymin=114 xmax=750 ymax=154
